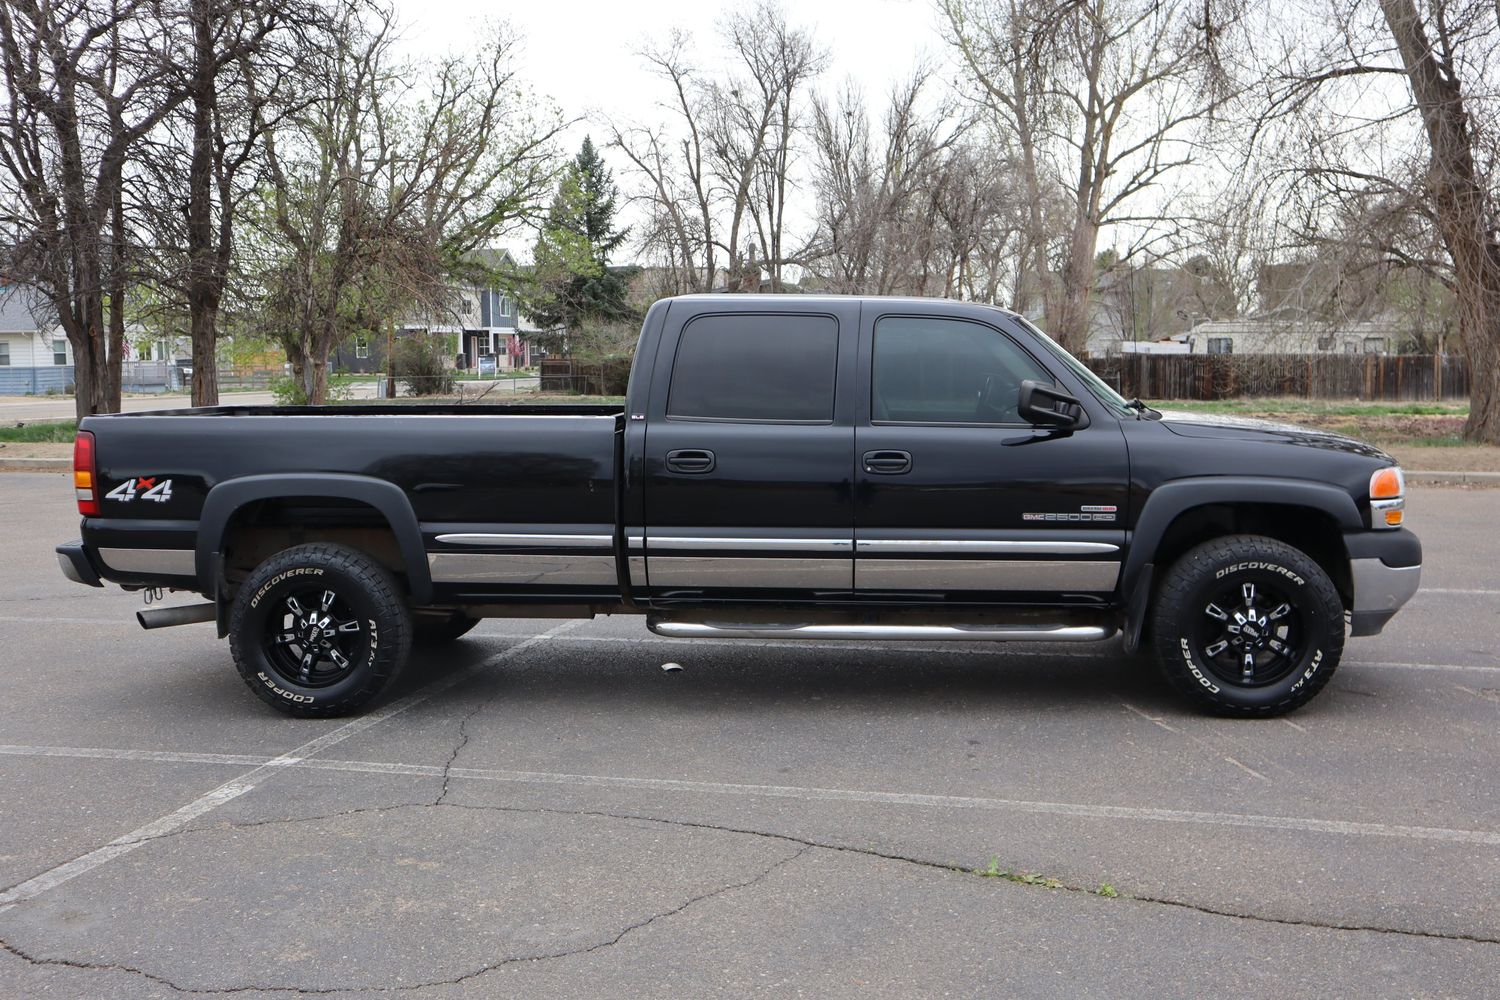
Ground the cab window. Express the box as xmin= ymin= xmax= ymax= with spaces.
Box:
xmin=872 ymin=316 xmax=1050 ymax=424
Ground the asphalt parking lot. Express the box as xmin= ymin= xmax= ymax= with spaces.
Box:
xmin=0 ymin=470 xmax=1496 ymax=998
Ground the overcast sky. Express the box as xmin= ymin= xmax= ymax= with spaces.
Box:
xmin=389 ymin=0 xmax=955 ymax=259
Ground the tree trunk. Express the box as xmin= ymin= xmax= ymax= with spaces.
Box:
xmin=190 ymin=307 xmax=220 ymax=407
xmin=185 ymin=0 xmax=221 ymax=408
xmin=1053 ymin=219 xmax=1100 ymax=355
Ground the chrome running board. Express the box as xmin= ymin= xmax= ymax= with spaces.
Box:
xmin=646 ymin=621 xmax=1115 ymax=642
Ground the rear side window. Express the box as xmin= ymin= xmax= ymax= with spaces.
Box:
xmin=668 ymin=313 xmax=839 ymax=422
xmin=872 ymin=316 xmax=1050 ymax=424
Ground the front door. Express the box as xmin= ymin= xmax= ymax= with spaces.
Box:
xmin=639 ymin=303 xmax=860 ymax=602
xmin=853 ymin=311 xmax=1129 ymax=603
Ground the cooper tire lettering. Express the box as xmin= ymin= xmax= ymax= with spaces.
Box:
xmin=1153 ymin=535 xmax=1344 ymax=717
xmin=230 ymin=544 xmax=410 ymax=718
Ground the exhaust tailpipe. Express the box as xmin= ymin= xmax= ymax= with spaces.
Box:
xmin=137 ymin=603 xmax=217 ymax=630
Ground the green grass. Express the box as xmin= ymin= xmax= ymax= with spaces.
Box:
xmin=0 ymin=419 xmax=76 ymax=443
xmin=1154 ymin=398 xmax=1468 ymax=417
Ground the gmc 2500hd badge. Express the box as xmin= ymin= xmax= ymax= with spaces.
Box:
xmin=104 ymin=477 xmax=173 ymax=503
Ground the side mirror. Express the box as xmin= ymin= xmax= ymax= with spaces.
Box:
xmin=1018 ymin=380 xmax=1085 ymax=429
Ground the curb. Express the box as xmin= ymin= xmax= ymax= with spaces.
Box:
xmin=0 ymin=457 xmax=69 ymax=472
xmin=1406 ymin=470 xmax=1500 ymax=486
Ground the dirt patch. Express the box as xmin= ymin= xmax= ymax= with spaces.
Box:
xmin=1384 ymin=445 xmax=1500 ymax=473
xmin=0 ymin=441 xmax=71 ymax=462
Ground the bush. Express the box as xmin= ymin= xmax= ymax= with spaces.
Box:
xmin=392 ymin=335 xmax=457 ymax=396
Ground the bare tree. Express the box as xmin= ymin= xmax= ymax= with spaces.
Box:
xmin=942 ymin=0 xmax=1239 ymax=353
xmin=246 ymin=5 xmax=563 ymax=403
xmin=1239 ymin=0 xmax=1499 ymax=439
xmin=613 ymin=2 xmax=823 ymax=295
xmin=0 ymin=0 xmax=190 ymax=418
xmin=125 ymin=0 xmax=318 ymax=407
xmin=803 ymin=70 xmax=1021 ymax=300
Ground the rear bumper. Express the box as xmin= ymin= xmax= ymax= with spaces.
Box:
xmin=57 ymin=540 xmax=103 ymax=588
xmin=1345 ymin=529 xmax=1421 ymax=636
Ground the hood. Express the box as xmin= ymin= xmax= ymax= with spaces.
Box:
xmin=1155 ymin=409 xmax=1393 ymax=461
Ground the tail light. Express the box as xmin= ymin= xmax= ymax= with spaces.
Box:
xmin=73 ymin=430 xmax=99 ymax=515
xmin=1369 ymin=466 xmax=1405 ymax=529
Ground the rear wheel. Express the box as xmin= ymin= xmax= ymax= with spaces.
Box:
xmin=1151 ymin=535 xmax=1344 ymax=717
xmin=229 ymin=543 xmax=411 ymax=717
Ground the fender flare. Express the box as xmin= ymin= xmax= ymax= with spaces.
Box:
xmin=196 ymin=473 xmax=432 ymax=604
xmin=1122 ymin=476 xmax=1361 ymax=631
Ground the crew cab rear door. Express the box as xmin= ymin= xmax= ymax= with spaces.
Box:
xmin=635 ymin=300 xmax=860 ymax=602
xmin=853 ymin=308 xmax=1129 ymax=602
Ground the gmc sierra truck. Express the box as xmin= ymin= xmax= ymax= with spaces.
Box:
xmin=56 ymin=295 xmax=1421 ymax=717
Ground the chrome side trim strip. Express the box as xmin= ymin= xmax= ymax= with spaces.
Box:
xmin=648 ymin=557 xmax=852 ymax=590
xmin=627 ymin=555 xmax=648 ymax=590
xmin=856 ymin=539 xmax=1118 ymax=555
xmin=855 ymin=559 xmax=1119 ymax=592
xmin=648 ymin=536 xmax=853 ymax=553
xmin=434 ymin=533 xmax=611 ymax=548
xmin=97 ymin=547 xmax=197 ymax=576
xmin=427 ymin=553 xmax=617 ymax=587
xmin=648 ymin=621 xmax=1115 ymax=643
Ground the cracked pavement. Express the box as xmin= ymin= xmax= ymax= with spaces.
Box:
xmin=1 ymin=472 xmax=1497 ymax=998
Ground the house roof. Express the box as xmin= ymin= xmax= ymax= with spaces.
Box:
xmin=0 ymin=286 xmax=54 ymax=334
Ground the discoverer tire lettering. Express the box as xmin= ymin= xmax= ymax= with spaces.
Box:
xmin=1153 ymin=535 xmax=1344 ymax=717
xmin=229 ymin=543 xmax=411 ymax=718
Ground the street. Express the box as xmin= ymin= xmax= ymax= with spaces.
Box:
xmin=0 ymin=471 xmax=1496 ymax=998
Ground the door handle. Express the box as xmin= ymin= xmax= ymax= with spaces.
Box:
xmin=665 ymin=449 xmax=716 ymax=474
xmin=863 ymin=450 xmax=912 ymax=474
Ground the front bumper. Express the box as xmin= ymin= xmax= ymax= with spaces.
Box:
xmin=1345 ymin=528 xmax=1421 ymax=636
xmin=57 ymin=540 xmax=104 ymax=588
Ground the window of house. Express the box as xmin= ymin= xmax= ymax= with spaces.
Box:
xmin=1316 ymin=336 xmax=1335 ymax=351
xmin=872 ymin=316 xmax=1050 ymax=424
xmin=53 ymin=339 xmax=67 ymax=365
xmin=0 ymin=341 xmax=9 ymax=365
xmin=1363 ymin=337 xmax=1387 ymax=354
xmin=668 ymin=314 xmax=838 ymax=422
xmin=354 ymin=337 xmax=369 ymax=359
xmin=1206 ymin=337 xmax=1233 ymax=355
xmin=497 ymin=294 xmax=510 ymax=319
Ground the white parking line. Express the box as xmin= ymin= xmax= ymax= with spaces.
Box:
xmin=2 ymin=740 xmax=1497 ymax=848
xmin=0 ymin=622 xmax=577 ymax=914
xmin=1417 ymin=588 xmax=1500 ymax=596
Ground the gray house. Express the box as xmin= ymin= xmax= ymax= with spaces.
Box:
xmin=0 ymin=286 xmax=73 ymax=395
xmin=331 ymin=251 xmax=538 ymax=375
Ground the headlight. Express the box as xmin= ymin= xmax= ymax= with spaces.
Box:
xmin=1369 ymin=466 xmax=1405 ymax=529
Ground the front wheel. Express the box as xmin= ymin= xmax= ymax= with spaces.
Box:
xmin=1151 ymin=535 xmax=1344 ymax=717
xmin=229 ymin=543 xmax=412 ymax=717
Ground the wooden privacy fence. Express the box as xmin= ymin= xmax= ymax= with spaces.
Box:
xmin=539 ymin=357 xmax=632 ymax=396
xmin=1087 ymin=354 xmax=1471 ymax=402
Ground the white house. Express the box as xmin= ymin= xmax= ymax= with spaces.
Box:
xmin=1179 ymin=318 xmax=1411 ymax=356
xmin=0 ymin=286 xmax=73 ymax=395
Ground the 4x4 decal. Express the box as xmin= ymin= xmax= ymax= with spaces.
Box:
xmin=104 ymin=477 xmax=174 ymax=504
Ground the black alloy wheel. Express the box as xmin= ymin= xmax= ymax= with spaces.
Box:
xmin=1152 ymin=534 xmax=1344 ymax=717
xmin=230 ymin=543 xmax=412 ymax=717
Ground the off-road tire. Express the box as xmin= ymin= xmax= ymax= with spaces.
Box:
xmin=229 ymin=543 xmax=411 ymax=717
xmin=411 ymin=611 xmax=480 ymax=645
xmin=1152 ymin=535 xmax=1344 ymax=717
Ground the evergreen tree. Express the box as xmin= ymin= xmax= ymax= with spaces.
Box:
xmin=529 ymin=137 xmax=634 ymax=335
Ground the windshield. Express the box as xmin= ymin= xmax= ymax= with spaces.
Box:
xmin=1010 ymin=315 xmax=1137 ymax=417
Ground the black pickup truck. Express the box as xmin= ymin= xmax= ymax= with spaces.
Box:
xmin=57 ymin=295 xmax=1421 ymax=717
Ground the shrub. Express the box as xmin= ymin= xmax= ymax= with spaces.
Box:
xmin=392 ymin=335 xmax=457 ymax=396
